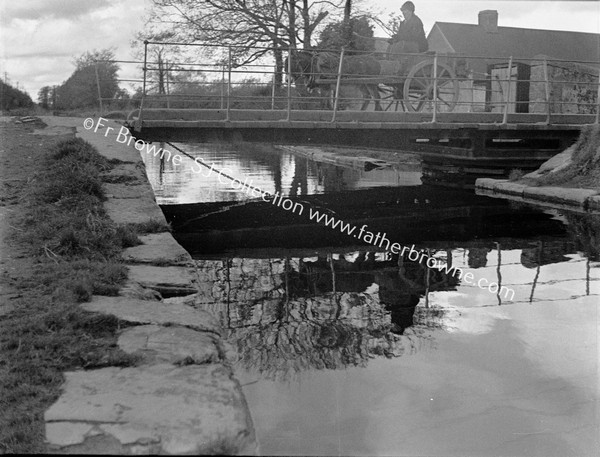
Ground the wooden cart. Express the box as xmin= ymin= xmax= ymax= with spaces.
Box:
xmin=307 ymin=47 xmax=464 ymax=112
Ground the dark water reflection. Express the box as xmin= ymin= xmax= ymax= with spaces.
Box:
xmin=143 ymin=143 xmax=599 ymax=456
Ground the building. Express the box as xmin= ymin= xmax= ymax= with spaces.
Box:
xmin=426 ymin=10 xmax=600 ymax=113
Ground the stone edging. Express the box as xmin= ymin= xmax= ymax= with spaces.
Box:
xmin=475 ymin=178 xmax=600 ymax=213
xmin=41 ymin=117 xmax=257 ymax=455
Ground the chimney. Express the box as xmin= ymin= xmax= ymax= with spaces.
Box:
xmin=478 ymin=10 xmax=498 ymax=33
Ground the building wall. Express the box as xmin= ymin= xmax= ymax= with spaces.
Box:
xmin=529 ymin=62 xmax=598 ymax=114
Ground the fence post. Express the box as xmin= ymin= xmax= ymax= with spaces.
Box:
xmin=139 ymin=40 xmax=149 ymax=128
xmin=287 ymin=46 xmax=292 ymax=121
xmin=502 ymin=56 xmax=513 ymax=125
xmin=226 ymin=46 xmax=232 ymax=121
xmin=431 ymin=53 xmax=438 ymax=123
xmin=332 ymin=47 xmax=345 ymax=122
xmin=543 ymin=57 xmax=551 ymax=124
xmin=94 ymin=62 xmax=104 ymax=114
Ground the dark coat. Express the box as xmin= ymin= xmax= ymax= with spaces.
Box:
xmin=390 ymin=14 xmax=428 ymax=52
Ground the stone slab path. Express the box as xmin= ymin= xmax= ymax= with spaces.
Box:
xmin=45 ymin=364 xmax=255 ymax=455
xmin=39 ymin=117 xmax=257 ymax=455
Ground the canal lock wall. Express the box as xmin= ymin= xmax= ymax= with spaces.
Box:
xmin=41 ymin=117 xmax=258 ymax=455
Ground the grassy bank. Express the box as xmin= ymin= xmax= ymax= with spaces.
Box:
xmin=517 ymin=124 xmax=600 ymax=189
xmin=0 ymin=137 xmax=146 ymax=453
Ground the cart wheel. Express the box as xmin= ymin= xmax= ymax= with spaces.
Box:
xmin=379 ymin=85 xmax=403 ymax=112
xmin=403 ymin=59 xmax=459 ymax=112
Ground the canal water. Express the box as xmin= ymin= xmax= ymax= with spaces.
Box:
xmin=142 ymin=143 xmax=599 ymax=456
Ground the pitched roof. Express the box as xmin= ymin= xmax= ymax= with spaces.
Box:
xmin=429 ymin=22 xmax=600 ymax=65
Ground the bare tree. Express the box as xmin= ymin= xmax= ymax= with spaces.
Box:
xmin=141 ymin=0 xmax=348 ymax=87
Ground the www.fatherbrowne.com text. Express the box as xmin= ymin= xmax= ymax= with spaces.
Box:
xmin=84 ymin=117 xmax=515 ymax=301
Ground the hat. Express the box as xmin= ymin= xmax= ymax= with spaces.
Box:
xmin=401 ymin=1 xmax=415 ymax=12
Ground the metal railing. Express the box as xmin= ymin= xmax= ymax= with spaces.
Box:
xmin=93 ymin=42 xmax=600 ymax=126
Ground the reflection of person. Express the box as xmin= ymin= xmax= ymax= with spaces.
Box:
xmin=389 ymin=1 xmax=428 ymax=53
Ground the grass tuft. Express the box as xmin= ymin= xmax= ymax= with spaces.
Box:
xmin=508 ymin=168 xmax=525 ymax=181
xmin=126 ymin=219 xmax=172 ymax=234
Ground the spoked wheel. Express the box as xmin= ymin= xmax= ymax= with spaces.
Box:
xmin=378 ymin=84 xmax=403 ymax=112
xmin=403 ymin=59 xmax=459 ymax=112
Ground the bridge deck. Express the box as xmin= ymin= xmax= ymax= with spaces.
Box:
xmin=129 ymin=109 xmax=595 ymax=132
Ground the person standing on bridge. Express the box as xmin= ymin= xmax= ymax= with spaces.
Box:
xmin=389 ymin=1 xmax=428 ymax=54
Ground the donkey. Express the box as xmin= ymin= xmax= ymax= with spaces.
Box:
xmin=314 ymin=52 xmax=383 ymax=111
xmin=284 ymin=51 xmax=331 ymax=109
xmin=285 ymin=50 xmax=383 ymax=111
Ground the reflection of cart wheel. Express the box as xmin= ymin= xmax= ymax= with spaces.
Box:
xmin=403 ymin=60 xmax=459 ymax=112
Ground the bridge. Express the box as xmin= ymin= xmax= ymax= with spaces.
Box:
xmin=124 ymin=42 xmax=600 ymax=182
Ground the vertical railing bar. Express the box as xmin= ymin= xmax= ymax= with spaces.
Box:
xmin=332 ymin=47 xmax=345 ymax=123
xmin=424 ymin=249 xmax=430 ymax=308
xmin=220 ymin=64 xmax=225 ymax=109
xmin=431 ymin=53 xmax=438 ymax=123
xmin=271 ymin=64 xmax=276 ymax=110
xmin=496 ymin=242 xmax=502 ymax=306
xmin=286 ymin=46 xmax=292 ymax=121
xmin=502 ymin=55 xmax=513 ymax=125
xmin=543 ymin=57 xmax=551 ymax=124
xmin=94 ymin=61 xmax=104 ymax=114
xmin=226 ymin=46 xmax=232 ymax=121
xmin=165 ymin=60 xmax=170 ymax=109
xmin=139 ymin=40 xmax=148 ymax=129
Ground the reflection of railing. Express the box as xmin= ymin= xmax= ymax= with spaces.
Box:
xmin=120 ymin=41 xmax=600 ymax=126
xmin=191 ymin=233 xmax=599 ymax=379
xmin=452 ymin=244 xmax=600 ymax=306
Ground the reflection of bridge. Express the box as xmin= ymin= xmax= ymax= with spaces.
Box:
xmin=162 ymin=185 xmax=569 ymax=252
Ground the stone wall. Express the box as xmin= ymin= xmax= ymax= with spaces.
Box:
xmin=529 ymin=61 xmax=598 ymax=114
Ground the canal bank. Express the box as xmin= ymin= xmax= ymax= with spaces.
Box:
xmin=11 ymin=116 xmax=256 ymax=454
xmin=475 ymin=124 xmax=600 ymax=212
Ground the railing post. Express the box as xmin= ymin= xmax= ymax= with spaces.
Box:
xmin=271 ymin=64 xmax=276 ymax=110
xmin=543 ymin=57 xmax=551 ymax=124
xmin=139 ymin=40 xmax=148 ymax=128
xmin=220 ymin=64 xmax=225 ymax=109
xmin=431 ymin=52 xmax=438 ymax=123
xmin=94 ymin=62 xmax=103 ymax=114
xmin=286 ymin=46 xmax=292 ymax=121
xmin=502 ymin=56 xmax=513 ymax=125
xmin=226 ymin=46 xmax=232 ymax=121
xmin=165 ymin=60 xmax=170 ymax=109
xmin=332 ymin=47 xmax=345 ymax=122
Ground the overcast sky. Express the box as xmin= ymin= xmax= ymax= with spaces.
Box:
xmin=1 ymin=0 xmax=599 ymax=100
